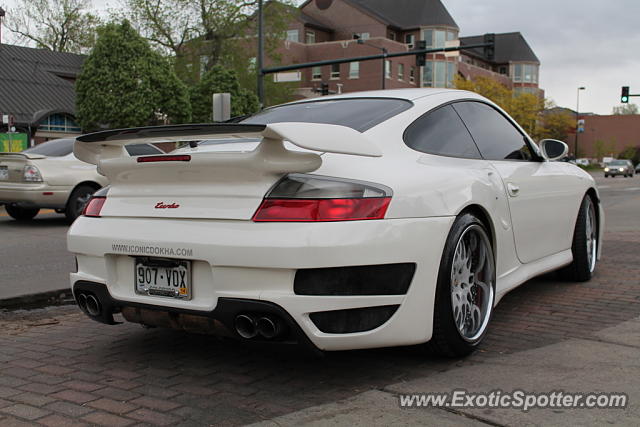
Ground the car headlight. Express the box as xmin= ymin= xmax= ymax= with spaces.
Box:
xmin=619 ymin=168 xmax=624 ymax=172
xmin=604 ymin=168 xmax=609 ymax=172
xmin=23 ymin=165 xmax=43 ymax=182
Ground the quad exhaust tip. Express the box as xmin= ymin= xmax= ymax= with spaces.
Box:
xmin=234 ymin=314 xmax=284 ymax=340
xmin=76 ymin=292 xmax=101 ymax=317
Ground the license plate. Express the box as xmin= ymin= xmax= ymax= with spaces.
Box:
xmin=134 ymin=257 xmax=191 ymax=300
xmin=0 ymin=167 xmax=7 ymax=180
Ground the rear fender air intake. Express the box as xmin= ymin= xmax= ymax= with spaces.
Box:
xmin=310 ymin=305 xmax=399 ymax=334
xmin=294 ymin=263 xmax=416 ymax=296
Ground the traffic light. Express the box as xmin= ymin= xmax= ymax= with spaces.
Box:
xmin=415 ymin=40 xmax=427 ymax=67
xmin=621 ymin=86 xmax=629 ymax=103
xmin=484 ymin=33 xmax=495 ymax=61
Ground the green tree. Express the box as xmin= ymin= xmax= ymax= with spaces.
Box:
xmin=190 ymin=65 xmax=259 ymax=122
xmin=612 ymin=103 xmax=639 ymax=115
xmin=619 ymin=146 xmax=640 ymax=165
xmin=538 ymin=110 xmax=574 ymax=142
xmin=76 ymin=21 xmax=191 ymax=131
xmin=5 ymin=0 xmax=99 ymax=53
xmin=594 ymin=140 xmax=607 ymax=161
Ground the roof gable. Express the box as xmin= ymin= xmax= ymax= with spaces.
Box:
xmin=460 ymin=32 xmax=540 ymax=64
xmin=346 ymin=0 xmax=458 ymax=30
xmin=0 ymin=44 xmax=84 ymax=125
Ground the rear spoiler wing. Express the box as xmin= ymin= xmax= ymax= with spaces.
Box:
xmin=75 ymin=122 xmax=382 ymax=165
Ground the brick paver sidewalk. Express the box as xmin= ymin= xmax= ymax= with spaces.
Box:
xmin=0 ymin=232 xmax=638 ymax=426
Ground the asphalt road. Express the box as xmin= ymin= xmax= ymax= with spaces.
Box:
xmin=0 ymin=170 xmax=637 ymax=300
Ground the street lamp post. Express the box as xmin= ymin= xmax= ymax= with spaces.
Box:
xmin=574 ymin=86 xmax=585 ymax=158
xmin=357 ymin=39 xmax=387 ymax=90
xmin=256 ymin=0 xmax=265 ymax=108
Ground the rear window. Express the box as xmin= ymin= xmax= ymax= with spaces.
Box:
xmin=23 ymin=139 xmax=74 ymax=157
xmin=241 ymin=98 xmax=413 ymax=132
xmin=125 ymin=144 xmax=163 ymax=156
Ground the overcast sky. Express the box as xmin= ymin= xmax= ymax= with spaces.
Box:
xmin=2 ymin=0 xmax=639 ymax=115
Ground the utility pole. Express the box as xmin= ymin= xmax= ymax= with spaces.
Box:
xmin=257 ymin=0 xmax=265 ymax=107
xmin=356 ymin=38 xmax=387 ymax=90
xmin=574 ymin=86 xmax=585 ymax=158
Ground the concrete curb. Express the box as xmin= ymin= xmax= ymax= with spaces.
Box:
xmin=0 ymin=288 xmax=75 ymax=311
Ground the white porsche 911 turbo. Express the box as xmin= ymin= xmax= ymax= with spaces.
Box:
xmin=67 ymin=89 xmax=603 ymax=357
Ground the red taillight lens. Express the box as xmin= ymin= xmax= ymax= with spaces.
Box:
xmin=82 ymin=196 xmax=106 ymax=217
xmin=137 ymin=155 xmax=191 ymax=163
xmin=252 ymin=197 xmax=391 ymax=222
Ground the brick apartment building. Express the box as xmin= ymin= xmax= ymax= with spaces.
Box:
xmin=266 ymin=0 xmax=542 ymax=98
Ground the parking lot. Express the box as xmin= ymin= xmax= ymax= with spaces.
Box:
xmin=0 ymin=172 xmax=639 ymax=426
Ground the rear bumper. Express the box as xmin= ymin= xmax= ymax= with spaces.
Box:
xmin=0 ymin=182 xmax=69 ymax=208
xmin=604 ymin=170 xmax=631 ymax=176
xmin=68 ymin=215 xmax=454 ymax=351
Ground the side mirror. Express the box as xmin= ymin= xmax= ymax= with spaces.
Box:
xmin=539 ymin=139 xmax=569 ymax=161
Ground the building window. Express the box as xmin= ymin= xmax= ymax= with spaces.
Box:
xmin=405 ymin=34 xmax=415 ymax=49
xmin=199 ymin=55 xmax=209 ymax=78
xmin=398 ymin=63 xmax=404 ymax=81
xmin=423 ymin=60 xmax=456 ymax=88
xmin=512 ymin=63 xmax=538 ymax=84
xmin=286 ymin=29 xmax=299 ymax=42
xmin=353 ymin=32 xmax=370 ymax=40
xmin=349 ymin=62 xmax=359 ymax=79
xmin=514 ymin=87 xmax=538 ymax=95
xmin=422 ymin=28 xmax=457 ymax=49
xmin=305 ymin=30 xmax=316 ymax=44
xmin=385 ymin=60 xmax=391 ymax=79
xmin=312 ymin=66 xmax=322 ymax=81
xmin=389 ymin=31 xmax=396 ymax=41
xmin=410 ymin=66 xmax=416 ymax=84
xmin=39 ymin=114 xmax=81 ymax=133
xmin=330 ymin=63 xmax=340 ymax=79
xmin=499 ymin=66 xmax=507 ymax=75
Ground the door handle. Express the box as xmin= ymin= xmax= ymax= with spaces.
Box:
xmin=507 ymin=183 xmax=520 ymax=197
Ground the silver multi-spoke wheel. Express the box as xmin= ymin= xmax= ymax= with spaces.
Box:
xmin=450 ymin=224 xmax=495 ymax=342
xmin=585 ymin=198 xmax=597 ymax=273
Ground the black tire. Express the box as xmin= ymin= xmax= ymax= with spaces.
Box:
xmin=65 ymin=185 xmax=97 ymax=222
xmin=428 ymin=213 xmax=496 ymax=358
xmin=5 ymin=204 xmax=40 ymax=221
xmin=604 ymin=175 xmax=608 ymax=178
xmin=560 ymin=195 xmax=598 ymax=282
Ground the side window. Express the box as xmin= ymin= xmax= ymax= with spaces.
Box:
xmin=453 ymin=102 xmax=533 ymax=161
xmin=403 ymin=105 xmax=482 ymax=159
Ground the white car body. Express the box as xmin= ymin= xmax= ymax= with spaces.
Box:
xmin=0 ymin=138 xmax=163 ymax=220
xmin=0 ymin=139 xmax=108 ymax=211
xmin=67 ymin=89 xmax=604 ymax=353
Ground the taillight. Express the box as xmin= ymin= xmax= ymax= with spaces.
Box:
xmin=23 ymin=165 xmax=43 ymax=182
xmin=82 ymin=196 xmax=106 ymax=217
xmin=252 ymin=174 xmax=392 ymax=222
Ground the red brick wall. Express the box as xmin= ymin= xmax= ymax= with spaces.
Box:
xmin=571 ymin=115 xmax=640 ymax=159
xmin=288 ymin=37 xmax=417 ymax=94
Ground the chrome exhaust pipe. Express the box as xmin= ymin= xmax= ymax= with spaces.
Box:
xmin=85 ymin=294 xmax=101 ymax=317
xmin=257 ymin=316 xmax=282 ymax=339
xmin=76 ymin=293 xmax=88 ymax=312
xmin=235 ymin=314 xmax=258 ymax=339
